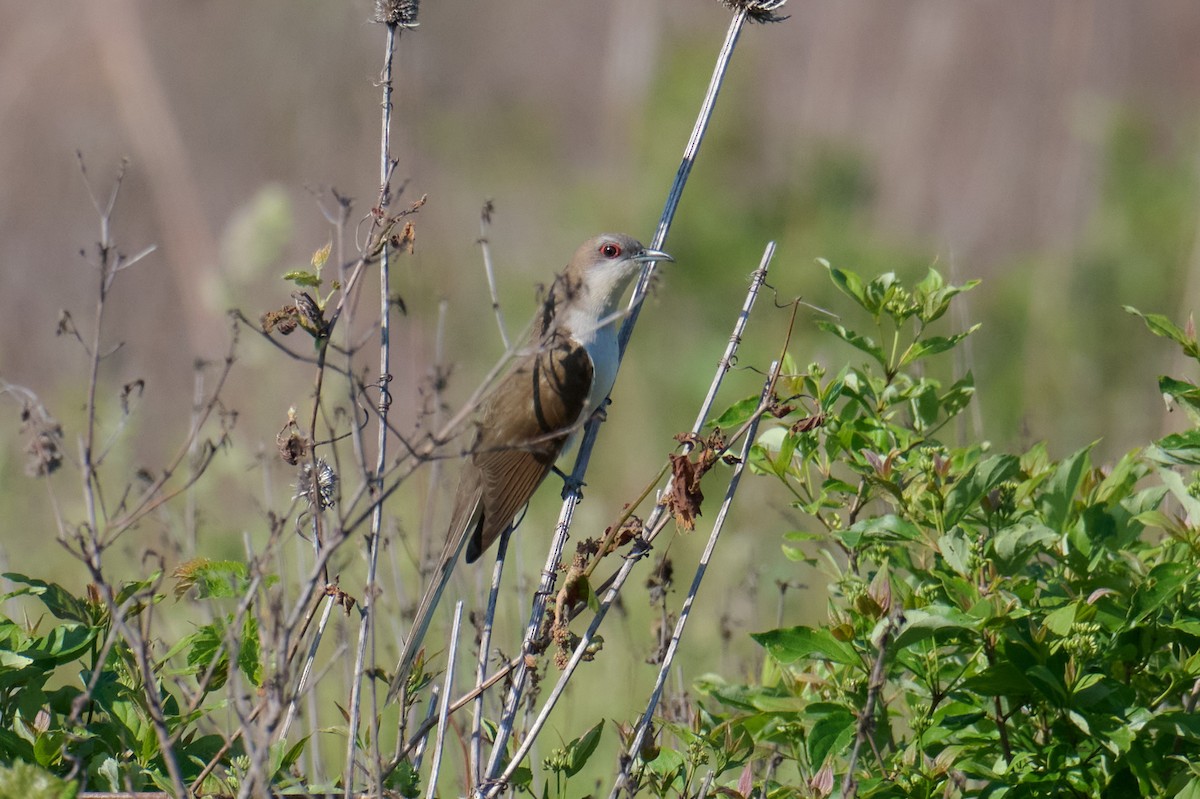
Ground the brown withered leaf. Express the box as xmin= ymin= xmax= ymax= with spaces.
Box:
xmin=664 ymin=453 xmax=707 ymax=530
xmin=261 ymin=305 xmax=299 ymax=335
xmin=645 ymin=555 xmax=674 ymax=603
xmin=662 ymin=431 xmax=725 ymax=530
xmin=276 ymin=409 xmax=309 ymax=465
xmin=391 ymin=221 xmax=417 ymax=253
xmin=791 ymin=412 xmax=826 ymax=433
xmin=20 ymin=402 xmax=63 ymax=477
xmin=325 ymin=582 xmax=357 ymax=616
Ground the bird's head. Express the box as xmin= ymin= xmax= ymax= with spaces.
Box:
xmin=557 ymin=233 xmax=674 ymax=322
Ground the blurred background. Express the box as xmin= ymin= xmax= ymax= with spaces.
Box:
xmin=1 ymin=0 xmax=1199 ymax=782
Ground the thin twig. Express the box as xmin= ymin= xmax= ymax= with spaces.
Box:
xmin=281 ymin=594 xmax=337 ymax=739
xmin=478 ymin=200 xmax=510 ymax=351
xmin=472 ymin=526 xmax=511 ymax=788
xmin=844 ymin=609 xmax=903 ymax=799
xmin=346 ymin=15 xmax=401 ymax=797
xmin=425 ymin=601 xmax=464 ymax=799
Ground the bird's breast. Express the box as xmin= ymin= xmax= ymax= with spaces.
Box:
xmin=579 ymin=326 xmax=619 ymax=416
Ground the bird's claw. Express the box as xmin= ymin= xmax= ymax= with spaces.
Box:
xmin=590 ymin=397 xmax=612 ymax=423
xmin=553 ymin=466 xmax=586 ymax=496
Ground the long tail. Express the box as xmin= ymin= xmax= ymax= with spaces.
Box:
xmin=385 ymin=492 xmax=480 ymax=705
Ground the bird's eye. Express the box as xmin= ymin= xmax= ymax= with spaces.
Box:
xmin=600 ymin=242 xmax=622 ymax=258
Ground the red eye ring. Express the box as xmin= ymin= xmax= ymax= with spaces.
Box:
xmin=600 ymin=242 xmax=622 ymax=258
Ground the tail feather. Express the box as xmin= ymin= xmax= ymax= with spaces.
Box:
xmin=385 ymin=487 xmax=482 ymax=704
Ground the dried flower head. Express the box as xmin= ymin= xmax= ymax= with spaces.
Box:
xmin=717 ymin=0 xmax=789 ymax=23
xmin=296 ymin=458 xmax=338 ymax=510
xmin=375 ymin=0 xmax=419 ymax=27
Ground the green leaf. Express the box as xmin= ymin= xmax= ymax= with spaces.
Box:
xmin=1124 ymin=306 xmax=1199 ymax=357
xmin=815 ymin=320 xmax=887 ymax=369
xmin=805 ymin=704 xmax=855 ymax=766
xmin=1174 ymin=777 xmax=1200 ymax=799
xmin=892 ymin=605 xmax=977 ymax=649
xmin=1148 ymin=429 xmax=1200 ymax=465
xmin=751 ymin=626 xmax=860 ymax=668
xmin=238 ymin=614 xmax=262 ymax=687
xmin=1043 ymin=603 xmax=1078 ymax=636
xmin=824 ymin=261 xmax=870 ymax=313
xmin=918 ymin=271 xmax=980 ymax=323
xmin=993 ymin=521 xmax=1059 ymax=565
xmin=940 ymin=372 xmax=976 ymax=417
xmin=864 ymin=272 xmax=899 ymax=316
xmin=564 ymin=720 xmax=604 ymax=777
xmin=2 ymin=574 xmax=90 ymax=623
xmin=1038 ymin=443 xmax=1095 ymax=530
xmin=1159 ymin=376 xmax=1200 ymax=416
xmin=283 ymin=270 xmax=321 ymax=288
xmin=943 ymin=455 xmax=1020 ymax=527
xmin=938 ymin=529 xmax=973 ymax=578
xmin=0 ymin=761 xmax=77 ymax=799
xmin=24 ymin=623 xmax=96 ymax=667
xmin=1129 ymin=562 xmax=1192 ymax=623
xmin=898 ymin=326 xmax=980 ymax=368
xmin=841 ymin=515 xmax=923 ymax=547
xmin=713 ymin=396 xmax=761 ymax=429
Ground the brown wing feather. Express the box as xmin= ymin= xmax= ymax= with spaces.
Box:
xmin=464 ymin=328 xmax=594 ymax=562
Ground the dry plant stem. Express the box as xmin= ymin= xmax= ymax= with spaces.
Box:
xmin=411 ymin=686 xmax=441 ymax=771
xmin=694 ymin=243 xmax=773 ymax=429
xmin=281 ymin=593 xmax=337 ymax=739
xmin=843 ymin=610 xmax=902 ymax=799
xmin=103 ymin=327 xmax=237 ymax=538
xmin=484 ymin=8 xmax=754 ymax=777
xmin=611 ymin=364 xmax=775 ymax=798
xmin=77 ymin=157 xmax=128 ymax=545
xmin=471 ymin=525 xmax=511 ymax=787
xmin=425 ymin=601 xmax=464 ymax=799
xmin=346 ymin=21 xmax=401 ymax=799
xmin=479 ymin=201 xmax=510 ymax=350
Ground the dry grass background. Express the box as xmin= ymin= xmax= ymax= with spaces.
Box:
xmin=1 ymin=2 xmax=1199 ymax=773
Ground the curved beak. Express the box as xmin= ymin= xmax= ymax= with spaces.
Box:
xmin=634 ymin=247 xmax=674 ymax=264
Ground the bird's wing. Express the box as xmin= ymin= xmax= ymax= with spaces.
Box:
xmin=465 ymin=330 xmax=594 ymax=561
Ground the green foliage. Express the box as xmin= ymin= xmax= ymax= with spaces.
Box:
xmin=0 ymin=761 xmax=76 ymax=799
xmin=625 ymin=267 xmax=1200 ymax=798
xmin=0 ymin=571 xmax=276 ymax=794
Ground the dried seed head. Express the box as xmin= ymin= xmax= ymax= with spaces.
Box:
xmin=20 ymin=402 xmax=63 ymax=477
xmin=296 ymin=458 xmax=338 ymax=510
xmin=717 ymin=0 xmax=789 ymax=23
xmin=375 ymin=0 xmax=419 ymax=28
xmin=276 ymin=408 xmax=309 ymax=465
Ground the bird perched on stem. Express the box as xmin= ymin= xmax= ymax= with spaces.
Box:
xmin=387 ymin=233 xmax=672 ymax=702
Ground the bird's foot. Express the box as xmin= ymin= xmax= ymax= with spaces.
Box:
xmin=553 ymin=466 xmax=586 ymax=496
xmin=589 ymin=397 xmax=611 ymax=423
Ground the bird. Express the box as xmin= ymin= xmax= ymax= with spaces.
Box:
xmin=387 ymin=233 xmax=673 ymax=701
